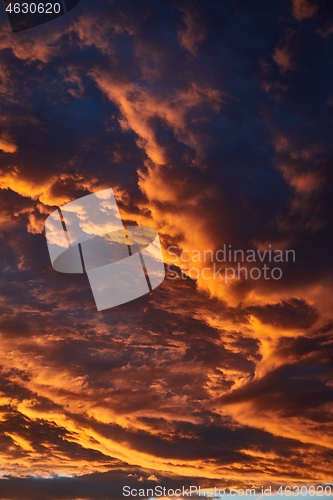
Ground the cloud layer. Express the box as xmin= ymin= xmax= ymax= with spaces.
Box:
xmin=0 ymin=0 xmax=333 ymax=497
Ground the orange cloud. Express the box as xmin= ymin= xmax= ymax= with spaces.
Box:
xmin=292 ymin=0 xmax=318 ymax=20
xmin=0 ymin=134 xmax=17 ymax=153
xmin=91 ymin=70 xmax=222 ymax=166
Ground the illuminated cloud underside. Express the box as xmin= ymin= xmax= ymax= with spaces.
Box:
xmin=0 ymin=0 xmax=333 ymax=497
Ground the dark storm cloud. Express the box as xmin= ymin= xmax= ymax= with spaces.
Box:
xmin=247 ymin=299 xmax=319 ymax=329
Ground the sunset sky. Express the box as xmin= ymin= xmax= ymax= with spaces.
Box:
xmin=0 ymin=0 xmax=333 ymax=498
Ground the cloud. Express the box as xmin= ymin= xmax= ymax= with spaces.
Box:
xmin=177 ymin=4 xmax=206 ymax=55
xmin=90 ymin=70 xmax=222 ymax=166
xmin=213 ymin=329 xmax=333 ymax=453
xmin=0 ymin=0 xmax=333 ymax=494
xmin=247 ymin=299 xmax=319 ymax=330
xmin=291 ymin=0 xmax=318 ymax=20
xmin=0 ymin=134 xmax=17 ymax=153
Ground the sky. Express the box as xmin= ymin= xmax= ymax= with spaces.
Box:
xmin=0 ymin=0 xmax=333 ymax=498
